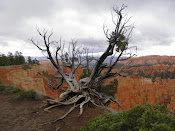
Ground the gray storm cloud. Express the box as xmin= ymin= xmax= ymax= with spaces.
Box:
xmin=0 ymin=0 xmax=175 ymax=56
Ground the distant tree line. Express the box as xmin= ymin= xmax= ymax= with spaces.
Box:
xmin=27 ymin=56 xmax=39 ymax=65
xmin=0 ymin=51 xmax=25 ymax=66
xmin=121 ymin=68 xmax=175 ymax=80
xmin=0 ymin=51 xmax=40 ymax=66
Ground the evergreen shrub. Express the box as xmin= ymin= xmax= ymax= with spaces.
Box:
xmin=80 ymin=103 xmax=175 ymax=131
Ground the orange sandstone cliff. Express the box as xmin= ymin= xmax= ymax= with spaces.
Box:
xmin=0 ymin=56 xmax=175 ymax=114
xmin=0 ymin=64 xmax=56 ymax=96
xmin=0 ymin=63 xmax=83 ymax=99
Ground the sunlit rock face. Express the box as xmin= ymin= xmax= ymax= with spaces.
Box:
xmin=0 ymin=65 xmax=52 ymax=96
xmin=109 ymin=76 xmax=175 ymax=112
xmin=0 ymin=60 xmax=83 ymax=98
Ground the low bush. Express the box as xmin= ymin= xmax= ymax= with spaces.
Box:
xmin=80 ymin=69 xmax=118 ymax=99
xmin=0 ymin=83 xmax=41 ymax=100
xmin=22 ymin=64 xmax=32 ymax=70
xmin=80 ymin=103 xmax=175 ymax=131
xmin=0 ymin=83 xmax=6 ymax=91
xmin=14 ymin=89 xmax=41 ymax=100
xmin=0 ymin=84 xmax=20 ymax=93
xmin=80 ymin=69 xmax=91 ymax=79
xmin=5 ymin=86 xmax=21 ymax=94
xmin=95 ymin=79 xmax=118 ymax=98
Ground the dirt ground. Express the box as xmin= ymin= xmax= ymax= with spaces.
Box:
xmin=0 ymin=93 xmax=104 ymax=131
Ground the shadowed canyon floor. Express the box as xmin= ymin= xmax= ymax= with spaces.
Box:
xmin=0 ymin=93 xmax=104 ymax=131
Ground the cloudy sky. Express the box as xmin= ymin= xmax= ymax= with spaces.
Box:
xmin=0 ymin=0 xmax=175 ymax=57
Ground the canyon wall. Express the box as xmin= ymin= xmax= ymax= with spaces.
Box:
xmin=0 ymin=64 xmax=56 ymax=96
xmin=119 ymin=55 xmax=175 ymax=67
xmin=0 ymin=56 xmax=175 ymax=114
xmin=109 ymin=76 xmax=175 ymax=113
xmin=0 ymin=63 xmax=83 ymax=99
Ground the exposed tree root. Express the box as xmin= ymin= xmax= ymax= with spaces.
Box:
xmin=79 ymin=97 xmax=90 ymax=116
xmin=44 ymin=104 xmax=60 ymax=113
xmin=40 ymin=88 xmax=120 ymax=126
xmin=53 ymin=104 xmax=79 ymax=122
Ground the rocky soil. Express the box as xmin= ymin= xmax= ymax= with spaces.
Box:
xmin=0 ymin=93 xmax=104 ymax=131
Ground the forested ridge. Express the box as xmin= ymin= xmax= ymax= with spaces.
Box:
xmin=0 ymin=51 xmax=25 ymax=66
xmin=0 ymin=51 xmax=39 ymax=66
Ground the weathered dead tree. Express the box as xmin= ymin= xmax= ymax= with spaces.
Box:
xmin=30 ymin=5 xmax=136 ymax=122
xmin=82 ymin=47 xmax=93 ymax=75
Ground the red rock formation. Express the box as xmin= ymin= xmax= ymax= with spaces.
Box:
xmin=119 ymin=55 xmax=175 ymax=67
xmin=109 ymin=76 xmax=175 ymax=113
xmin=0 ymin=57 xmax=175 ymax=114
xmin=0 ymin=65 xmax=55 ymax=96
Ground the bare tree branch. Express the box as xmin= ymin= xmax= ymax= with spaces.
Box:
xmin=31 ymin=4 xmax=136 ymax=122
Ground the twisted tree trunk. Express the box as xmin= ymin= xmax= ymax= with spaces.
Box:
xmin=31 ymin=4 xmax=136 ymax=123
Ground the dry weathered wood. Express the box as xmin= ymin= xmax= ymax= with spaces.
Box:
xmin=79 ymin=97 xmax=90 ymax=116
xmin=53 ymin=104 xmax=80 ymax=122
xmin=32 ymin=5 xmax=136 ymax=123
xmin=44 ymin=104 xmax=60 ymax=112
